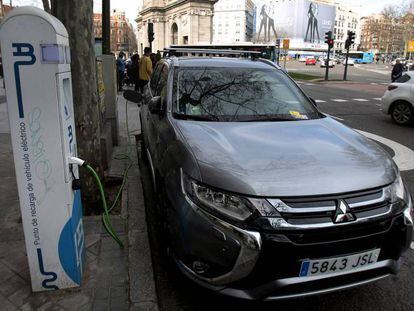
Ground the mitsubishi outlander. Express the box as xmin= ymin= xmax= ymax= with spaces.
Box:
xmin=131 ymin=52 xmax=413 ymax=300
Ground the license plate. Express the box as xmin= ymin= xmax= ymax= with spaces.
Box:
xmin=299 ymin=249 xmax=381 ymax=277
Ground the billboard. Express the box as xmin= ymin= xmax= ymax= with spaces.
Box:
xmin=254 ymin=0 xmax=335 ymax=50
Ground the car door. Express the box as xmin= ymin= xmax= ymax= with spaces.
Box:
xmin=151 ymin=62 xmax=170 ymax=171
xmin=147 ymin=62 xmax=168 ymax=158
xmin=143 ymin=62 xmax=162 ymax=154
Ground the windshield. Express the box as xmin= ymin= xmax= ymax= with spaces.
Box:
xmin=172 ymin=67 xmax=321 ymax=122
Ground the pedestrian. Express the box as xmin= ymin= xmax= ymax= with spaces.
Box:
xmin=375 ymin=56 xmax=379 ymax=64
xmin=128 ymin=53 xmax=140 ymax=92
xmin=391 ymin=59 xmax=404 ymax=82
xmin=382 ymin=57 xmax=385 ymax=64
xmin=156 ymin=50 xmax=162 ymax=64
xmin=138 ymin=47 xmax=153 ymax=93
xmin=116 ymin=52 xmax=126 ymax=92
xmin=150 ymin=53 xmax=157 ymax=69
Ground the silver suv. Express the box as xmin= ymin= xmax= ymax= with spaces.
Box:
xmin=130 ymin=55 xmax=413 ymax=300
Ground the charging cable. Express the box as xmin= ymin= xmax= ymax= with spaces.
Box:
xmin=68 ymin=156 xmax=124 ymax=247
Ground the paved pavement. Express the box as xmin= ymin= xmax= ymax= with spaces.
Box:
xmin=0 ymin=81 xmax=156 ymax=310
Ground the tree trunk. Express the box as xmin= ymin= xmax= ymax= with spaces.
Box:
xmin=54 ymin=0 xmax=104 ymax=212
xmin=42 ymin=0 xmax=50 ymax=13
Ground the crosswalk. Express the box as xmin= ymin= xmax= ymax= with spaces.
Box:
xmin=296 ymin=82 xmax=317 ymax=86
xmin=296 ymin=81 xmax=389 ymax=86
xmin=313 ymin=97 xmax=382 ymax=103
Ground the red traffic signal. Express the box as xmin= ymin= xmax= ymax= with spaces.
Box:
xmin=327 ymin=38 xmax=334 ymax=49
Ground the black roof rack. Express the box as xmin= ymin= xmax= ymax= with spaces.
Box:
xmin=163 ymin=47 xmax=262 ymax=58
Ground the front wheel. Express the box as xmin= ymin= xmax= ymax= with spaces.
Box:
xmin=391 ymin=101 xmax=414 ymax=125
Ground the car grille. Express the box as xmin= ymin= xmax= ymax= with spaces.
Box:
xmin=230 ymin=214 xmax=408 ymax=290
xmin=269 ymin=187 xmax=389 ymax=226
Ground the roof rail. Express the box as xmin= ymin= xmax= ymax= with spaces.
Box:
xmin=163 ymin=47 xmax=262 ymax=58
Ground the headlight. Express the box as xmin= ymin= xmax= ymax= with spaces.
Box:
xmin=387 ymin=174 xmax=408 ymax=204
xmin=183 ymin=175 xmax=254 ymax=222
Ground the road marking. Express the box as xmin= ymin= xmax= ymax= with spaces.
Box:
xmin=324 ymin=113 xmax=344 ymax=121
xmin=380 ymin=82 xmax=389 ymax=85
xmin=305 ymin=83 xmax=316 ymax=86
xmin=315 ymin=99 xmax=326 ymax=103
xmin=376 ymin=104 xmax=381 ymax=107
xmin=373 ymin=98 xmax=382 ymax=101
xmin=370 ymin=82 xmax=378 ymax=85
xmin=353 ymin=99 xmax=369 ymax=102
xmin=332 ymin=99 xmax=348 ymax=102
xmin=355 ymin=130 xmax=414 ymax=171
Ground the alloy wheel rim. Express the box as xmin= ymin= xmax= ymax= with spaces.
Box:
xmin=393 ymin=104 xmax=412 ymax=123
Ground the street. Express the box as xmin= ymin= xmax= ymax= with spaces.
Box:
xmin=286 ymin=60 xmax=392 ymax=83
xmin=139 ymin=63 xmax=414 ymax=311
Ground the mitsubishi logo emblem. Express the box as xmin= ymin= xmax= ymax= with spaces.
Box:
xmin=334 ymin=200 xmax=355 ymax=223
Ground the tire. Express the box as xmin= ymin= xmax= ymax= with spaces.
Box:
xmin=391 ymin=101 xmax=414 ymax=125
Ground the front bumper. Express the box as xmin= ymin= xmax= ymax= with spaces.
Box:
xmin=172 ymin=193 xmax=413 ymax=300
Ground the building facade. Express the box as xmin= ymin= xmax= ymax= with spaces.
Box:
xmin=0 ymin=1 xmax=13 ymax=23
xmin=212 ymin=0 xmax=255 ymax=43
xmin=360 ymin=14 xmax=405 ymax=55
xmin=93 ymin=9 xmax=138 ymax=55
xmin=136 ymin=0 xmax=217 ymax=55
xmin=333 ymin=5 xmax=360 ymax=52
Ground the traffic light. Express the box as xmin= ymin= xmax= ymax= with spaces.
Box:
xmin=324 ymin=31 xmax=332 ymax=44
xmin=148 ymin=22 xmax=154 ymax=43
xmin=324 ymin=31 xmax=334 ymax=49
xmin=345 ymin=31 xmax=355 ymax=49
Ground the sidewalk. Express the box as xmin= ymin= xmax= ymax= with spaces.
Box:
xmin=0 ymin=82 xmax=157 ymax=310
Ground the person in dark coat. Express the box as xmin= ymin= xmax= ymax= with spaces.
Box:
xmin=128 ymin=54 xmax=140 ymax=92
xmin=391 ymin=59 xmax=404 ymax=82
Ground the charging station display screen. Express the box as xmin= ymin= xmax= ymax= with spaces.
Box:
xmin=41 ymin=44 xmax=65 ymax=64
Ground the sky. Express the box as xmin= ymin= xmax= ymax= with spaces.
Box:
xmin=10 ymin=0 xmax=411 ymax=22
xmin=10 ymin=0 xmax=140 ymax=27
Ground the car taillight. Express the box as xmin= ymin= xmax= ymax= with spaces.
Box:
xmin=388 ymin=85 xmax=398 ymax=91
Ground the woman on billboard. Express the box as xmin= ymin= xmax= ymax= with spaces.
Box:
xmin=305 ymin=2 xmax=320 ymax=43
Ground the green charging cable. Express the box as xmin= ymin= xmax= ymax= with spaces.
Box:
xmin=86 ymin=164 xmax=124 ymax=247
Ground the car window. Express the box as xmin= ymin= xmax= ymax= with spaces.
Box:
xmin=395 ymin=74 xmax=411 ymax=83
xmin=173 ymin=67 xmax=321 ymax=122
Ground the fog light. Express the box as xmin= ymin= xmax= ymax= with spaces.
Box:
xmin=192 ymin=260 xmax=209 ymax=274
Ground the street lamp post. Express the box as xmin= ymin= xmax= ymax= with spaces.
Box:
xmin=102 ymin=0 xmax=110 ymax=54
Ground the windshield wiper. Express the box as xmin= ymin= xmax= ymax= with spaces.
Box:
xmin=173 ymin=113 xmax=218 ymax=121
xmin=240 ymin=117 xmax=296 ymax=122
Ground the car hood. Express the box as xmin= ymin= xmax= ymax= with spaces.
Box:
xmin=175 ymin=117 xmax=397 ymax=197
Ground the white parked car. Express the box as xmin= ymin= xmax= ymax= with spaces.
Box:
xmin=391 ymin=58 xmax=407 ymax=66
xmin=342 ymin=58 xmax=355 ymax=66
xmin=320 ymin=59 xmax=335 ymax=68
xmin=381 ymin=71 xmax=414 ymax=125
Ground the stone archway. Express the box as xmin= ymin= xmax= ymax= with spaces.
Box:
xmin=171 ymin=23 xmax=178 ymax=44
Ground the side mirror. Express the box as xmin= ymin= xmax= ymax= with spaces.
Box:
xmin=123 ymin=90 xmax=142 ymax=105
xmin=309 ymin=97 xmax=317 ymax=107
xmin=149 ymin=96 xmax=162 ymax=115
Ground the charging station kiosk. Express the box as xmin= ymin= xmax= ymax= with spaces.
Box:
xmin=0 ymin=7 xmax=85 ymax=291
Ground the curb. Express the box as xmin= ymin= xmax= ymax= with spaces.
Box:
xmin=124 ymin=141 xmax=159 ymax=311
